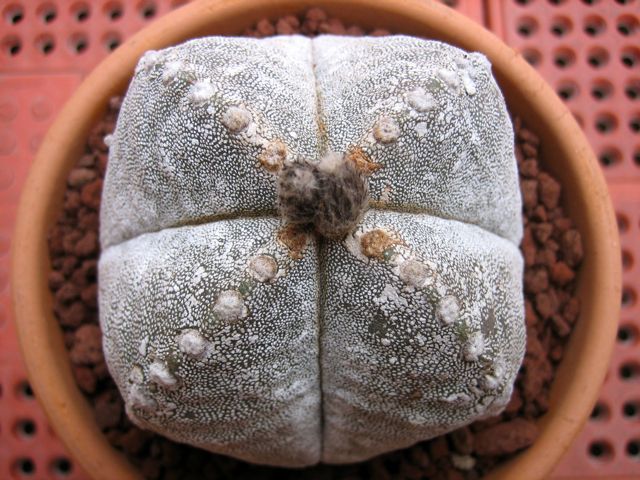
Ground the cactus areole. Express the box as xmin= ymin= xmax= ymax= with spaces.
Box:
xmin=99 ymin=35 xmax=525 ymax=467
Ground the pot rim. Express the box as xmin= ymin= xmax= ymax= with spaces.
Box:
xmin=11 ymin=1 xmax=621 ymax=479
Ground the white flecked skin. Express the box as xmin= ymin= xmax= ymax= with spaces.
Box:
xmin=99 ymin=35 xmax=525 ymax=467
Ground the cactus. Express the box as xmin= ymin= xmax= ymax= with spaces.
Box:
xmin=99 ymin=35 xmax=525 ymax=467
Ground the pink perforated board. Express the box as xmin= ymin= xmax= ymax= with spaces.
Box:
xmin=0 ymin=0 xmax=637 ymax=478
xmin=486 ymin=1 xmax=639 ymax=477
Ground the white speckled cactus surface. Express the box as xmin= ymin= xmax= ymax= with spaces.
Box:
xmin=98 ymin=35 xmax=525 ymax=467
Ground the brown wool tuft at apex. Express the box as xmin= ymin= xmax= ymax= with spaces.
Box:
xmin=277 ymin=152 xmax=369 ymax=240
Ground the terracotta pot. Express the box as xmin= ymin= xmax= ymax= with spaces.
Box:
xmin=11 ymin=1 xmax=621 ymax=479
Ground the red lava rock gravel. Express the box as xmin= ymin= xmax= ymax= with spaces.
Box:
xmin=47 ymin=9 xmax=583 ymax=480
xmin=473 ymin=419 xmax=539 ymax=457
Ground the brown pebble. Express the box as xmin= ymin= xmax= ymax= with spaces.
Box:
xmin=450 ymin=427 xmax=474 ymax=454
xmin=48 ymin=271 xmax=65 ymax=290
xmin=561 ymin=229 xmax=583 ymax=267
xmin=54 ymin=258 xmax=67 ymax=274
xmin=370 ymin=28 xmax=391 ymax=36
xmin=305 ymin=7 xmax=328 ymax=22
xmin=523 ymin=400 xmax=541 ymax=419
xmin=93 ymin=360 xmax=111 ymax=380
xmin=550 ymin=344 xmax=564 ymax=362
xmin=532 ymin=222 xmax=553 ymax=244
xmin=55 ymin=282 xmax=80 ymax=304
xmin=319 ymin=18 xmax=346 ymax=35
xmin=346 ymin=25 xmax=365 ymax=36
xmin=518 ymin=128 xmax=539 ymax=146
xmin=521 ymin=227 xmax=536 ymax=267
xmin=98 ymin=153 xmax=108 ymax=176
xmin=474 ymin=419 xmax=539 ymax=456
xmin=514 ymin=116 xmax=523 ymax=133
xmin=531 ymin=205 xmax=547 ymax=222
xmin=524 ymin=300 xmax=539 ymax=328
xmin=523 ymin=338 xmax=552 ymax=400
xmin=70 ymin=324 xmax=103 ymax=365
xmin=79 ymin=210 xmax=99 ymax=231
xmin=550 ymin=262 xmax=575 ymax=286
xmin=68 ymin=167 xmax=97 ymax=187
xmin=255 ymin=18 xmax=276 ymax=36
xmin=73 ymin=365 xmax=97 ymax=394
xmin=63 ymin=331 xmax=75 ymax=349
xmin=522 ymin=143 xmax=537 ymax=158
xmin=521 ymin=179 xmax=538 ymax=210
xmin=409 ymin=445 xmax=430 ymax=468
xmin=534 ymin=290 xmax=558 ymax=319
xmin=504 ymin=389 xmax=523 ymax=415
xmin=120 ymin=428 xmax=151 ymax=455
xmin=551 ymin=314 xmax=571 ymax=337
xmin=515 ymin=144 xmax=524 ymax=165
xmin=80 ymin=179 xmax=103 ymax=210
xmin=63 ymin=231 xmax=82 ymax=255
xmin=77 ymin=154 xmax=96 ymax=167
xmin=81 ymin=283 xmax=98 ymax=309
xmin=75 ymin=231 xmax=99 ymax=257
xmin=94 ymin=390 xmax=123 ymax=430
xmin=429 ymin=436 xmax=449 ymax=461
xmin=553 ymin=217 xmax=572 ymax=235
xmin=81 ymin=259 xmax=98 ymax=277
xmin=535 ymin=247 xmax=557 ymax=268
xmin=87 ymin=131 xmax=108 ymax=153
xmin=471 ymin=416 xmax=502 ymax=433
xmin=58 ymin=301 xmax=86 ymax=328
xmin=562 ymin=297 xmax=580 ymax=324
xmin=524 ymin=268 xmax=549 ymax=295
xmin=282 ymin=14 xmax=300 ymax=28
xmin=108 ymin=96 xmax=122 ymax=112
xmin=276 ymin=17 xmax=297 ymax=34
xmin=64 ymin=191 xmax=82 ymax=212
xmin=61 ymin=256 xmax=79 ymax=276
xmin=71 ymin=267 xmax=89 ymax=287
xmin=49 ymin=229 xmax=65 ymax=256
xmin=105 ymin=429 xmax=122 ymax=447
xmin=540 ymin=328 xmax=553 ymax=352
xmin=548 ymin=207 xmax=562 ymax=221
xmin=538 ymin=172 xmax=561 ymax=210
xmin=535 ymin=392 xmax=550 ymax=414
xmin=519 ymin=159 xmax=538 ymax=178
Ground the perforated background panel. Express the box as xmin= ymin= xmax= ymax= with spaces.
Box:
xmin=0 ymin=0 xmax=637 ymax=478
xmin=486 ymin=1 xmax=639 ymax=477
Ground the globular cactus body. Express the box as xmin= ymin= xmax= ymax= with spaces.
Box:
xmin=99 ymin=35 xmax=524 ymax=467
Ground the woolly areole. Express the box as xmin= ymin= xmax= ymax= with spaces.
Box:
xmin=99 ymin=35 xmax=525 ymax=468
xmin=277 ymin=152 xmax=369 ymax=239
